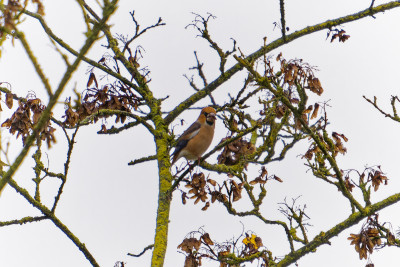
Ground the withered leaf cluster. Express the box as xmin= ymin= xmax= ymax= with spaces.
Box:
xmin=348 ymin=227 xmax=381 ymax=260
xmin=1 ymin=95 xmax=56 ymax=147
xmin=260 ymin=92 xmax=320 ymax=133
xmin=182 ymin=172 xmax=230 ymax=211
xmin=339 ymin=167 xmax=389 ymax=197
xmin=348 ymin=214 xmax=397 ymax=261
xmin=178 ymin=237 xmax=202 ymax=267
xmin=249 ymin=166 xmax=283 ymax=185
xmin=184 ymin=172 xmax=208 ymax=205
xmin=328 ymin=29 xmax=350 ymax=43
xmin=303 ymin=145 xmax=319 ymax=161
xmin=177 ymin=233 xmax=215 ymax=267
xmin=180 ymin=167 xmax=282 ymax=213
xmin=242 ymin=233 xmax=264 ymax=255
xmin=182 ymin=172 xmax=247 ymax=211
xmin=356 ymin=167 xmax=389 ymax=193
xmin=1 ymin=0 xmax=44 ymax=29
xmin=209 ymin=188 xmax=228 ymax=205
xmin=306 ymin=77 xmax=323 ymax=96
xmin=257 ymin=54 xmax=324 ymax=136
xmin=178 ymin=237 xmax=202 ymax=254
xmin=348 ymin=215 xmax=382 ymax=260
xmin=178 ymin=230 xmax=269 ymax=267
xmin=217 ymin=137 xmax=255 ymax=165
xmin=63 ymin=72 xmax=141 ymax=128
xmin=276 ymin=54 xmax=323 ymax=96
xmin=370 ymin=170 xmax=388 ymax=192
xmin=344 ymin=175 xmax=355 ymax=192
xmin=303 ymin=131 xmax=348 ymax=161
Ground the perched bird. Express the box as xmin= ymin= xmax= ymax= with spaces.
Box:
xmin=171 ymin=107 xmax=217 ymax=165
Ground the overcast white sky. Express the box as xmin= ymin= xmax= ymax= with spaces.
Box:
xmin=1 ymin=0 xmax=400 ymax=266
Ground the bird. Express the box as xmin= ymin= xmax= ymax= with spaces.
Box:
xmin=171 ymin=107 xmax=217 ymax=165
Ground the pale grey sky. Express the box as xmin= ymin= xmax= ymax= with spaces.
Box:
xmin=1 ymin=0 xmax=400 ymax=266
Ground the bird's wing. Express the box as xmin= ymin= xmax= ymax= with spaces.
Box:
xmin=172 ymin=121 xmax=201 ymax=159
xmin=179 ymin=121 xmax=201 ymax=141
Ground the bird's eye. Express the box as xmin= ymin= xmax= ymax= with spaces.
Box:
xmin=203 ymin=112 xmax=209 ymax=116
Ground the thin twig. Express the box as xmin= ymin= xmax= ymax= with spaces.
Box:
xmin=364 ymin=95 xmax=400 ymax=122
xmin=128 ymin=155 xmax=157 ymax=166
xmin=165 ymin=2 xmax=400 ymax=125
xmin=0 ymin=216 xmax=48 ymax=227
xmin=127 ymin=244 xmax=154 ymax=257
xmin=122 ymin=12 xmax=165 ymax=54
xmin=52 ymin=126 xmax=80 ymax=213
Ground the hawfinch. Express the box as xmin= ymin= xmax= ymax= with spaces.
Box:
xmin=171 ymin=107 xmax=216 ymax=165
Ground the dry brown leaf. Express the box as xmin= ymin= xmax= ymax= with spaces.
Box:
xmin=201 ymin=201 xmax=210 ymax=211
xmin=201 ymin=233 xmax=214 ymax=245
xmin=5 ymin=92 xmax=13 ymax=109
xmin=311 ymin=103 xmax=319 ymax=119
xmin=87 ymin=72 xmax=98 ymax=88
xmin=303 ymin=105 xmax=313 ymax=114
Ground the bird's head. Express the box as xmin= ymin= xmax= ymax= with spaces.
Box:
xmin=199 ymin=106 xmax=216 ymax=126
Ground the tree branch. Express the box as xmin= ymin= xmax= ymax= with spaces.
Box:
xmin=0 ymin=0 xmax=118 ymax=214
xmin=128 ymin=154 xmax=157 ymax=166
xmin=8 ymin=178 xmax=100 ymax=267
xmin=0 ymin=216 xmax=48 ymax=227
xmin=127 ymin=244 xmax=154 ymax=257
xmin=164 ymin=1 xmax=400 ymax=125
xmin=277 ymin=192 xmax=400 ymax=267
xmin=279 ymin=0 xmax=287 ymax=41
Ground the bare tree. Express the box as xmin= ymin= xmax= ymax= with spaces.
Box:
xmin=1 ymin=1 xmax=400 ymax=267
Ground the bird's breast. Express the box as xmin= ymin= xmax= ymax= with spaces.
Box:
xmin=184 ymin=124 xmax=214 ymax=158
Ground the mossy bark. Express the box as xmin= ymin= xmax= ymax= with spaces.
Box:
xmin=151 ymin=111 xmax=174 ymax=267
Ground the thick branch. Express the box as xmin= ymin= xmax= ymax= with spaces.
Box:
xmin=279 ymin=0 xmax=287 ymax=41
xmin=164 ymin=1 xmax=400 ymax=125
xmin=277 ymin=192 xmax=400 ymax=267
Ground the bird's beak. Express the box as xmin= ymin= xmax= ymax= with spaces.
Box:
xmin=207 ymin=112 xmax=216 ymax=122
